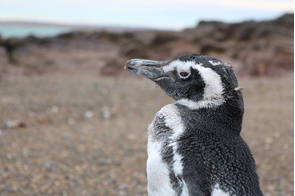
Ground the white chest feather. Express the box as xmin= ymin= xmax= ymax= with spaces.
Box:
xmin=211 ymin=184 xmax=230 ymax=196
xmin=147 ymin=104 xmax=188 ymax=196
xmin=147 ymin=134 xmax=175 ymax=196
xmin=146 ymin=104 xmax=231 ymax=196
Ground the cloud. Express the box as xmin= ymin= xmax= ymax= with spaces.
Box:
xmin=0 ymin=0 xmax=293 ymax=30
xmin=179 ymin=0 xmax=294 ymax=11
xmin=1 ymin=0 xmax=293 ymax=13
xmin=111 ymin=0 xmax=294 ymax=11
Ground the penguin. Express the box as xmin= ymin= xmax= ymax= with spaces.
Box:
xmin=125 ymin=53 xmax=263 ymax=196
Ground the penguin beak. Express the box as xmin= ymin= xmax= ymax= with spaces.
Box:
xmin=125 ymin=59 xmax=169 ymax=81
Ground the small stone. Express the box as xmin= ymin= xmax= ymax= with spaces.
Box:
xmin=119 ymin=183 xmax=129 ymax=189
xmin=75 ymin=165 xmax=82 ymax=172
xmin=284 ymin=144 xmax=289 ymax=149
xmin=102 ymin=107 xmax=111 ymax=119
xmin=274 ymin=132 xmax=280 ymax=138
xmin=42 ymin=162 xmax=52 ymax=170
xmin=70 ymin=182 xmax=76 ymax=187
xmin=6 ymin=153 xmax=12 ymax=159
xmin=18 ymin=122 xmax=26 ymax=128
xmin=265 ymin=137 xmax=273 ymax=144
xmin=5 ymin=119 xmax=20 ymax=128
xmin=68 ymin=118 xmax=75 ymax=125
xmin=127 ymin=134 xmax=135 ymax=140
xmin=28 ymin=111 xmax=35 ymax=118
xmin=51 ymin=106 xmax=59 ymax=113
xmin=23 ymin=164 xmax=28 ymax=170
xmin=85 ymin=111 xmax=94 ymax=118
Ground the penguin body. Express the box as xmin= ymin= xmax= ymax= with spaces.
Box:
xmin=125 ymin=53 xmax=263 ymax=196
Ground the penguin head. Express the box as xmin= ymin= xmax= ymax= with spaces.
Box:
xmin=125 ymin=53 xmax=243 ymax=109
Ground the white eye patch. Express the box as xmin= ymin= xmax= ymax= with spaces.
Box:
xmin=164 ymin=60 xmax=194 ymax=79
xmin=163 ymin=60 xmax=225 ymax=108
xmin=163 ymin=60 xmax=193 ymax=73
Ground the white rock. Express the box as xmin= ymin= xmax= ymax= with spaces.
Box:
xmin=5 ymin=119 xmax=20 ymax=128
xmin=51 ymin=106 xmax=59 ymax=113
xmin=102 ymin=107 xmax=111 ymax=119
xmin=85 ymin=111 xmax=94 ymax=118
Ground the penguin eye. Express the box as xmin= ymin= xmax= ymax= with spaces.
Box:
xmin=179 ymin=72 xmax=190 ymax=79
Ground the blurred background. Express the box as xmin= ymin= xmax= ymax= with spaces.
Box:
xmin=0 ymin=0 xmax=293 ymax=195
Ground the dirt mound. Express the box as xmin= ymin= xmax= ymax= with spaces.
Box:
xmin=0 ymin=14 xmax=293 ymax=80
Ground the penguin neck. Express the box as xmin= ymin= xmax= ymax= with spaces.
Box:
xmin=175 ymin=100 xmax=244 ymax=135
xmin=176 ymin=96 xmax=225 ymax=110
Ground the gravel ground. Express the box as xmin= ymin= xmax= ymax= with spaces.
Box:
xmin=0 ymin=75 xmax=293 ymax=196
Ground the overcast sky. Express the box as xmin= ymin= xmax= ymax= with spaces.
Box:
xmin=0 ymin=0 xmax=293 ymax=30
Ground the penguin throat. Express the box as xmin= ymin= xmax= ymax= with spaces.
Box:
xmin=176 ymin=96 xmax=225 ymax=110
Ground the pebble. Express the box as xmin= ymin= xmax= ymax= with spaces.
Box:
xmin=102 ymin=106 xmax=111 ymax=118
xmin=23 ymin=165 xmax=29 ymax=170
xmin=274 ymin=131 xmax=280 ymax=138
xmin=119 ymin=183 xmax=130 ymax=189
xmin=42 ymin=162 xmax=52 ymax=170
xmin=51 ymin=106 xmax=59 ymax=113
xmin=85 ymin=111 xmax=94 ymax=118
xmin=68 ymin=118 xmax=75 ymax=125
xmin=265 ymin=137 xmax=273 ymax=144
xmin=5 ymin=119 xmax=20 ymax=128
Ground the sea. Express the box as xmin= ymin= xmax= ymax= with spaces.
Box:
xmin=0 ymin=24 xmax=70 ymax=39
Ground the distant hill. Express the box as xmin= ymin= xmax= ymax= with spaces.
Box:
xmin=0 ymin=13 xmax=293 ymax=80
